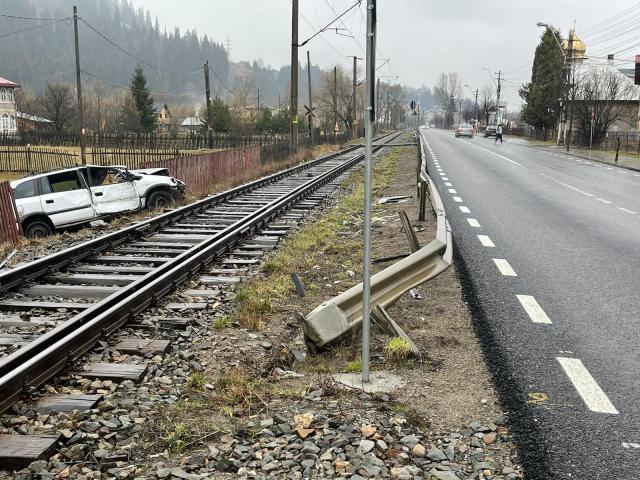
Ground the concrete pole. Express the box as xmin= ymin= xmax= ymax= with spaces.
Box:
xmin=73 ymin=6 xmax=86 ymax=165
xmin=352 ymin=55 xmax=358 ymax=139
xmin=361 ymin=0 xmax=376 ymax=384
xmin=307 ymin=50 xmax=313 ymax=147
xmin=290 ymin=0 xmax=299 ymax=153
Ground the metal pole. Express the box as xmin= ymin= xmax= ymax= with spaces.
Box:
xmin=73 ymin=6 xmax=86 ymax=165
xmin=290 ymin=0 xmax=299 ymax=153
xmin=566 ymin=30 xmax=574 ymax=152
xmin=333 ymin=66 xmax=338 ymax=141
xmin=352 ymin=55 xmax=358 ymax=139
xmin=307 ymin=50 xmax=313 ymax=147
xmin=590 ymin=111 xmax=593 ymax=149
xmin=361 ymin=0 xmax=376 ymax=384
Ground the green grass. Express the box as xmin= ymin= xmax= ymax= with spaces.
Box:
xmin=345 ymin=356 xmax=362 ymax=373
xmin=384 ymin=337 xmax=413 ymax=365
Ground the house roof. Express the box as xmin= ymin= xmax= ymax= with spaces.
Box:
xmin=0 ymin=77 xmax=20 ymax=88
xmin=17 ymin=112 xmax=52 ymax=123
xmin=573 ymin=61 xmax=640 ymax=101
xmin=181 ymin=116 xmax=202 ymax=126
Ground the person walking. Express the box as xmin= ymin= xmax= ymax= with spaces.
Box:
xmin=495 ymin=124 xmax=503 ymax=144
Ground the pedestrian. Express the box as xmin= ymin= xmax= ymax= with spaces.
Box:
xmin=495 ymin=124 xmax=503 ymax=144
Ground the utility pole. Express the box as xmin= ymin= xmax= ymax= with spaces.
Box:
xmin=333 ymin=66 xmax=338 ymax=140
xmin=458 ymin=98 xmax=462 ymax=125
xmin=289 ymin=0 xmax=299 ymax=153
xmin=257 ymin=88 xmax=260 ymax=112
xmin=473 ymin=88 xmax=479 ymax=125
xmin=73 ymin=6 xmax=86 ymax=165
xmin=351 ymin=56 xmax=359 ymax=139
xmin=495 ymin=70 xmax=502 ymax=125
xmin=203 ymin=61 xmax=214 ymax=149
xmin=385 ymin=91 xmax=390 ymax=128
xmin=565 ymin=29 xmax=574 ymax=152
xmin=361 ymin=0 xmax=376 ymax=384
xmin=307 ymin=50 xmax=314 ymax=147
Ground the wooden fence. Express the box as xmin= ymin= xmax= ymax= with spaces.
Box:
xmin=0 ymin=182 xmax=20 ymax=245
xmin=0 ymin=147 xmax=79 ymax=173
xmin=141 ymin=147 xmax=262 ymax=197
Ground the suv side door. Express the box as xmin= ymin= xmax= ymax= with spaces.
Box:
xmin=39 ymin=169 xmax=95 ymax=227
xmin=86 ymin=167 xmax=141 ymax=216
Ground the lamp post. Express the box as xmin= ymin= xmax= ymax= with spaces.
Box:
xmin=464 ymin=84 xmax=479 ymax=128
xmin=537 ymin=22 xmax=569 ymax=147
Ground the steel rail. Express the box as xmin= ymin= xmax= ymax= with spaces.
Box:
xmin=0 ymin=130 xmax=405 ymax=413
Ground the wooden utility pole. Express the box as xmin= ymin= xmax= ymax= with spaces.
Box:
xmin=333 ymin=66 xmax=338 ymax=140
xmin=495 ymin=70 xmax=502 ymax=125
xmin=307 ymin=50 xmax=314 ymax=147
xmin=289 ymin=0 xmax=299 ymax=153
xmin=73 ymin=6 xmax=86 ymax=165
xmin=376 ymin=77 xmax=380 ymax=133
xmin=203 ymin=61 xmax=214 ymax=148
xmin=352 ymin=56 xmax=358 ymax=139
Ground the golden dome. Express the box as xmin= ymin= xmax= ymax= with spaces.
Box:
xmin=561 ymin=29 xmax=587 ymax=59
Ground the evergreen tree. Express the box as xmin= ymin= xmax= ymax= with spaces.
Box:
xmin=199 ymin=96 xmax=232 ymax=133
xmin=130 ymin=65 xmax=157 ymax=132
xmin=520 ymin=28 xmax=565 ymax=129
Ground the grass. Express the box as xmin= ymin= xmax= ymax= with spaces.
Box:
xmin=226 ymin=146 xmax=407 ymax=331
xmin=384 ymin=337 xmax=413 ymax=365
xmin=212 ymin=314 xmax=231 ymax=330
xmin=345 ymin=356 xmax=362 ymax=373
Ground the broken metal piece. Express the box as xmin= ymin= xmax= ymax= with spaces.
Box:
xmin=291 ymin=272 xmax=306 ymax=297
xmin=399 ymin=210 xmax=421 ymax=253
xmin=377 ymin=195 xmax=411 ymax=205
xmin=409 ymin=288 xmax=422 ymax=299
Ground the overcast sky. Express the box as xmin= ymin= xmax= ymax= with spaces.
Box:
xmin=130 ymin=0 xmax=640 ymax=107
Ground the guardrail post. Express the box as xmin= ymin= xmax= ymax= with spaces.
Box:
xmin=418 ymin=180 xmax=427 ymax=222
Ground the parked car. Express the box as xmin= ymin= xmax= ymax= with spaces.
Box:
xmin=484 ymin=125 xmax=498 ymax=138
xmin=454 ymin=124 xmax=475 ymax=138
xmin=11 ymin=165 xmax=186 ymax=237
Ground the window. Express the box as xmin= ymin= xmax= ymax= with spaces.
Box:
xmin=43 ymin=170 xmax=83 ymax=193
xmin=87 ymin=167 xmax=127 ymax=187
xmin=0 ymin=88 xmax=5 ymax=102
xmin=1 ymin=114 xmax=7 ymax=130
xmin=13 ymin=180 xmax=36 ymax=199
xmin=9 ymin=116 xmax=15 ymax=130
xmin=7 ymin=89 xmax=13 ymax=103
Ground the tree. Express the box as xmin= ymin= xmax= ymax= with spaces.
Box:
xmin=519 ymin=27 xmax=565 ymax=129
xmin=319 ymin=66 xmax=356 ymax=136
xmin=572 ymin=66 xmax=636 ymax=145
xmin=117 ymin=92 xmax=140 ymax=132
xmin=480 ymin=85 xmax=496 ymax=125
xmin=433 ymin=72 xmax=462 ymax=127
xmin=130 ymin=65 xmax=157 ymax=132
xmin=199 ymin=96 xmax=232 ymax=133
xmin=38 ymin=83 xmax=75 ymax=133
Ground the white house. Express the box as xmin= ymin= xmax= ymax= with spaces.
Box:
xmin=0 ymin=76 xmax=20 ymax=135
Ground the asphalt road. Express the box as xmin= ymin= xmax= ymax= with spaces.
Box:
xmin=421 ymin=128 xmax=640 ymax=479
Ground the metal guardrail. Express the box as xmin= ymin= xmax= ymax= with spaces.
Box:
xmin=0 ymin=130 xmax=404 ymax=413
xmin=303 ymin=128 xmax=452 ymax=350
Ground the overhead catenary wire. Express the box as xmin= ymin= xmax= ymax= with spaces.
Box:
xmin=0 ymin=13 xmax=69 ymax=21
xmin=0 ymin=18 xmax=68 ymax=39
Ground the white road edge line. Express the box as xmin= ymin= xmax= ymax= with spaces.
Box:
xmin=618 ymin=207 xmax=637 ymax=214
xmin=467 ymin=218 xmax=481 ymax=227
xmin=477 ymin=235 xmax=495 ymax=247
xmin=453 ymin=196 xmax=463 ymax=202
xmin=493 ymin=258 xmax=517 ymax=276
xmin=516 ymin=295 xmax=552 ymax=324
xmin=556 ymin=357 xmax=619 ymax=415
xmin=445 ymin=182 xmax=453 ymax=187
xmin=459 ymin=206 xmax=471 ymax=213
xmin=448 ymin=188 xmax=457 ymax=193
xmin=595 ymin=198 xmax=612 ymax=204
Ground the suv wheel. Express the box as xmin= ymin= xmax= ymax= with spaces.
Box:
xmin=24 ymin=219 xmax=53 ymax=238
xmin=147 ymin=190 xmax=173 ymax=209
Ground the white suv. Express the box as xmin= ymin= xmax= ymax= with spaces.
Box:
xmin=11 ymin=165 xmax=185 ymax=237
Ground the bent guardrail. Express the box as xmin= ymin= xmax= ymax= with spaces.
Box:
xmin=303 ymin=127 xmax=452 ymax=350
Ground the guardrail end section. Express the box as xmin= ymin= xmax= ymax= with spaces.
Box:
xmin=303 ymin=301 xmax=359 ymax=353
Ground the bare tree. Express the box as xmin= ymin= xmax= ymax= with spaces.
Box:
xmin=572 ymin=67 xmax=636 ymax=145
xmin=38 ymin=83 xmax=76 ymax=133
xmin=480 ymin=85 xmax=496 ymax=126
xmin=433 ymin=72 xmax=462 ymax=127
xmin=14 ymin=89 xmax=43 ymax=118
xmin=319 ymin=66 xmax=356 ymax=136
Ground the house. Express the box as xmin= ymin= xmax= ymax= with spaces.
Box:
xmin=180 ymin=116 xmax=202 ymax=132
xmin=16 ymin=112 xmax=53 ymax=132
xmin=157 ymin=104 xmax=172 ymax=126
xmin=0 ymin=77 xmax=20 ymax=135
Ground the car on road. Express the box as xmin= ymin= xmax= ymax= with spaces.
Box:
xmin=11 ymin=165 xmax=186 ymax=237
xmin=455 ymin=124 xmax=475 ymax=138
xmin=484 ymin=125 xmax=498 ymax=138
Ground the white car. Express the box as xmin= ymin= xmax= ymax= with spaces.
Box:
xmin=11 ymin=165 xmax=185 ymax=237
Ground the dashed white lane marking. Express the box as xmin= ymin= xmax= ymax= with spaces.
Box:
xmin=467 ymin=218 xmax=481 ymax=227
xmin=453 ymin=196 xmax=463 ymax=202
xmin=493 ymin=258 xmax=517 ymax=276
xmin=445 ymin=182 xmax=453 ymax=187
xmin=439 ymin=173 xmax=446 ymax=176
xmin=618 ymin=207 xmax=637 ymax=214
xmin=448 ymin=188 xmax=457 ymax=193
xmin=459 ymin=206 xmax=471 ymax=213
xmin=556 ymin=357 xmax=619 ymax=415
xmin=477 ymin=235 xmax=495 ymax=247
xmin=622 ymin=442 xmax=640 ymax=449
xmin=516 ymin=295 xmax=552 ymax=324
xmin=634 ymin=173 xmax=640 ymax=177
xmin=442 ymin=177 xmax=449 ymax=181
xmin=596 ymin=198 xmax=612 ymax=204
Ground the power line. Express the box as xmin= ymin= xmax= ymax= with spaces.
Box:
xmin=322 ymin=0 xmax=365 ymax=55
xmin=582 ymin=3 xmax=640 ymax=35
xmin=81 ymin=69 xmax=205 ymax=97
xmin=207 ymin=64 xmax=240 ymax=99
xmin=294 ymin=1 xmax=350 ymax=66
xmin=0 ymin=13 xmax=69 ymax=21
xmin=298 ymin=0 xmax=362 ymax=47
xmin=79 ymin=18 xmax=202 ymax=78
xmin=0 ymin=18 xmax=68 ymax=39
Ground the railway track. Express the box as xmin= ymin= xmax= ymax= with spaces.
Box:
xmin=0 ymin=130 xmax=405 ymax=470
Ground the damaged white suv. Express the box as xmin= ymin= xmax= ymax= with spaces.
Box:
xmin=11 ymin=165 xmax=185 ymax=237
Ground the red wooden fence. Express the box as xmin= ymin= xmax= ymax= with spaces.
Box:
xmin=0 ymin=182 xmax=21 ymax=245
xmin=141 ymin=146 xmax=262 ymax=196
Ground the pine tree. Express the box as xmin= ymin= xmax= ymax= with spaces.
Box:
xmin=130 ymin=65 xmax=157 ymax=132
xmin=520 ymin=28 xmax=565 ymax=130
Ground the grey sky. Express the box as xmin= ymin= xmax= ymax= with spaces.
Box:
xmin=130 ymin=0 xmax=640 ymax=107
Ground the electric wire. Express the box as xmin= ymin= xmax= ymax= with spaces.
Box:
xmin=0 ymin=13 xmax=69 ymax=21
xmin=81 ymin=69 xmax=205 ymax=97
xmin=0 ymin=18 xmax=68 ymax=39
